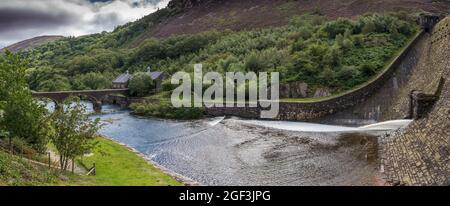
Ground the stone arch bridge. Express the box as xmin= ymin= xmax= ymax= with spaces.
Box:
xmin=31 ymin=89 xmax=129 ymax=112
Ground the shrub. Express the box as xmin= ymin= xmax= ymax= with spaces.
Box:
xmin=72 ymin=72 xmax=112 ymax=90
xmin=129 ymin=72 xmax=154 ymax=97
xmin=135 ymin=39 xmax=166 ymax=61
xmin=342 ymin=38 xmax=354 ymax=50
xmin=244 ymin=53 xmax=267 ymax=72
xmin=161 ymin=79 xmax=175 ymax=91
xmin=319 ymin=67 xmax=337 ymax=87
xmin=337 ymin=65 xmax=362 ymax=88
xmin=359 ymin=64 xmax=377 ymax=78
xmin=362 ymin=21 xmax=376 ymax=34
xmin=321 ymin=18 xmax=354 ymax=38
xmin=130 ymin=102 xmax=204 ymax=120
xmin=323 ymin=44 xmax=342 ymax=67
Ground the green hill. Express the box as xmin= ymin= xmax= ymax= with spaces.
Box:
xmin=15 ymin=0 xmax=448 ymax=95
xmin=3 ymin=36 xmax=63 ymax=53
xmin=19 ymin=13 xmax=419 ymax=96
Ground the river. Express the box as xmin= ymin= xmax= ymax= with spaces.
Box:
xmin=48 ymin=101 xmax=394 ymax=186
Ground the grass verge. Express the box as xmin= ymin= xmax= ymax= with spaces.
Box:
xmin=65 ymin=137 xmax=183 ymax=186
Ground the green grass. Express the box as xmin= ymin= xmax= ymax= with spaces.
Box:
xmin=0 ymin=137 xmax=183 ymax=186
xmin=67 ymin=137 xmax=183 ymax=186
xmin=143 ymin=91 xmax=171 ymax=100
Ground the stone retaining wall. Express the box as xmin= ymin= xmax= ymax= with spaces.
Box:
xmin=104 ymin=95 xmax=129 ymax=107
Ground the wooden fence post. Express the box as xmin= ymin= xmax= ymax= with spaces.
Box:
xmin=48 ymin=152 xmax=51 ymax=170
xmin=86 ymin=162 xmax=96 ymax=176
xmin=72 ymin=159 xmax=74 ymax=174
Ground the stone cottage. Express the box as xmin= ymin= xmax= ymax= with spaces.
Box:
xmin=146 ymin=67 xmax=168 ymax=92
xmin=112 ymin=70 xmax=132 ymax=89
xmin=112 ymin=67 xmax=168 ymax=91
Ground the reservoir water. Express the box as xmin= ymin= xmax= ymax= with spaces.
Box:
xmin=51 ymin=102 xmax=398 ymax=185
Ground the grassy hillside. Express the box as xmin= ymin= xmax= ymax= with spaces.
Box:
xmin=3 ymin=36 xmax=64 ymax=53
xmin=134 ymin=0 xmax=448 ymax=47
xmin=0 ymin=150 xmax=58 ymax=186
xmin=0 ymin=137 xmax=182 ymax=186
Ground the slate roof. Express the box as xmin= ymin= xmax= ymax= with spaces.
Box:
xmin=112 ymin=69 xmax=165 ymax=84
xmin=112 ymin=73 xmax=132 ymax=84
xmin=149 ymin=71 xmax=164 ymax=80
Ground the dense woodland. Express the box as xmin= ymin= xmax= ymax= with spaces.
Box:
xmin=19 ymin=12 xmax=417 ymax=96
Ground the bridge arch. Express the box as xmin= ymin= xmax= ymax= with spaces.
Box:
xmin=31 ymin=89 xmax=129 ymax=113
xmin=35 ymin=96 xmax=58 ymax=112
xmin=65 ymin=95 xmax=103 ymax=113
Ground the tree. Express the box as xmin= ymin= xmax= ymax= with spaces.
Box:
xmin=128 ymin=72 xmax=154 ymax=97
xmin=0 ymin=51 xmax=51 ymax=153
xmin=321 ymin=18 xmax=354 ymax=38
xmin=50 ymin=101 xmax=101 ymax=171
xmin=244 ymin=53 xmax=267 ymax=72
xmin=72 ymin=72 xmax=112 ymax=90
xmin=360 ymin=63 xmax=377 ymax=78
xmin=362 ymin=21 xmax=376 ymax=34
xmin=37 ymin=75 xmax=72 ymax=92
xmin=0 ymin=102 xmax=7 ymax=140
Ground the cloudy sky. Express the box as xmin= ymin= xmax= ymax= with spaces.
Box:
xmin=0 ymin=0 xmax=169 ymax=48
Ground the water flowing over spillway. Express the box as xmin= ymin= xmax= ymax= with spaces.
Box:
xmin=77 ymin=103 xmax=395 ymax=185
xmin=234 ymin=119 xmax=412 ymax=132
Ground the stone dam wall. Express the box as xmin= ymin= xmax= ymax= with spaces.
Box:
xmin=205 ymin=30 xmax=426 ymax=121
xmin=379 ymin=16 xmax=450 ymax=186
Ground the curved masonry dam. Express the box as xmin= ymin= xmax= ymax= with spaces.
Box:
xmin=378 ymin=16 xmax=450 ymax=186
xmin=333 ymin=15 xmax=450 ymax=185
xmin=204 ymin=15 xmax=450 ymax=185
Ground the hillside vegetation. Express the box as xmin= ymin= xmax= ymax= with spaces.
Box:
xmin=0 ymin=150 xmax=58 ymax=186
xmin=20 ymin=12 xmax=418 ymax=96
xmin=0 ymin=138 xmax=182 ymax=186
xmin=138 ymin=0 xmax=447 ymax=45
xmin=3 ymin=36 xmax=64 ymax=53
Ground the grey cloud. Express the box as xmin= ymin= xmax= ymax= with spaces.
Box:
xmin=91 ymin=12 xmax=121 ymax=31
xmin=0 ymin=8 xmax=76 ymax=31
xmin=0 ymin=0 xmax=169 ymax=48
